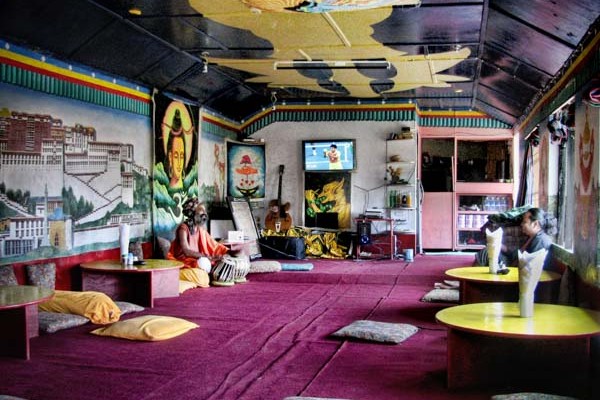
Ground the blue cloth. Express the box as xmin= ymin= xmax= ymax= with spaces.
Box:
xmin=281 ymin=263 xmax=314 ymax=271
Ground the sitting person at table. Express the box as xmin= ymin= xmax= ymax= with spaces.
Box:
xmin=476 ymin=207 xmax=554 ymax=268
xmin=167 ymin=197 xmax=228 ymax=287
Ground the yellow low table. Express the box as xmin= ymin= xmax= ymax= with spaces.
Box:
xmin=445 ymin=266 xmax=561 ymax=304
xmin=436 ymin=302 xmax=600 ymax=394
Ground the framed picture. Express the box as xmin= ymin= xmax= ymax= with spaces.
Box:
xmin=226 ymin=196 xmax=262 ymax=259
xmin=226 ymin=140 xmax=266 ymax=200
xmin=304 ymin=172 xmax=352 ymax=229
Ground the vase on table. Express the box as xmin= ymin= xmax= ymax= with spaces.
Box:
xmin=517 ymin=248 xmax=548 ymax=318
xmin=119 ymin=223 xmax=130 ymax=264
xmin=485 ymin=227 xmax=503 ymax=273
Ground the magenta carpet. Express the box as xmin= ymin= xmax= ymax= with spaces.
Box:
xmin=0 ymin=254 xmax=575 ymax=400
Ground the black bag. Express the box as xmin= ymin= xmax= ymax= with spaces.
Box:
xmin=258 ymin=236 xmax=306 ymax=260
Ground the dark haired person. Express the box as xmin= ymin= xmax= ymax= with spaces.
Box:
xmin=476 ymin=207 xmax=554 ymax=269
xmin=324 ymin=143 xmax=342 ymax=169
xmin=167 ymin=197 xmax=228 ymax=287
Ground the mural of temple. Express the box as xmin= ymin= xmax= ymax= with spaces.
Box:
xmin=0 ymin=110 xmax=148 ymax=258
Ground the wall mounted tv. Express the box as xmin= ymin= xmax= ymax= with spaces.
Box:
xmin=302 ymin=139 xmax=356 ymax=172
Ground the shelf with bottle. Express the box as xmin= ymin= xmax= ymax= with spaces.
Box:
xmin=455 ymin=194 xmax=512 ymax=249
xmin=457 ymin=194 xmax=511 ymax=214
xmin=387 ymin=189 xmax=414 ymax=209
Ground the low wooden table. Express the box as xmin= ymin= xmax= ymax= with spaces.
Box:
xmin=436 ymin=302 xmax=600 ymax=395
xmin=80 ymin=259 xmax=183 ymax=307
xmin=0 ymin=285 xmax=54 ymax=359
xmin=445 ymin=266 xmax=561 ymax=304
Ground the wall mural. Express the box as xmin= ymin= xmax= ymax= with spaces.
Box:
xmin=0 ymin=82 xmax=152 ymax=264
xmin=152 ymin=94 xmax=199 ymax=240
xmin=304 ymin=172 xmax=351 ymax=229
xmin=190 ymin=1 xmax=469 ymax=99
xmin=226 ymin=140 xmax=266 ymax=200
xmin=198 ymin=132 xmax=226 ymax=205
xmin=574 ymin=100 xmax=599 ymax=284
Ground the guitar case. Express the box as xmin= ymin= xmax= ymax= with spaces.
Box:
xmin=258 ymin=236 xmax=306 ymax=260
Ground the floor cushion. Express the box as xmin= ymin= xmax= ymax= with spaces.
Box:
xmin=155 ymin=236 xmax=171 ymax=259
xmin=420 ymin=288 xmax=459 ymax=303
xmin=491 ymin=393 xmax=579 ymax=400
xmin=39 ymin=290 xmax=121 ymax=324
xmin=115 ymin=301 xmax=144 ymax=315
xmin=0 ymin=265 xmax=18 ymax=286
xmin=284 ymin=397 xmax=351 ymax=400
xmin=249 ymin=260 xmax=282 ymax=273
xmin=38 ymin=311 xmax=89 ymax=334
xmin=25 ymin=262 xmax=56 ymax=289
xmin=281 ymin=263 xmax=313 ymax=271
xmin=331 ymin=320 xmax=418 ymax=344
xmin=90 ymin=315 xmax=199 ymax=341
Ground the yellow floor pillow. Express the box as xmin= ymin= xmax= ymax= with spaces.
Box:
xmin=91 ymin=315 xmax=199 ymax=341
xmin=39 ymin=290 xmax=121 ymax=324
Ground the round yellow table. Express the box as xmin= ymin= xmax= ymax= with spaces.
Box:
xmin=80 ymin=259 xmax=183 ymax=307
xmin=445 ymin=266 xmax=561 ymax=304
xmin=436 ymin=302 xmax=600 ymax=393
xmin=0 ymin=285 xmax=54 ymax=359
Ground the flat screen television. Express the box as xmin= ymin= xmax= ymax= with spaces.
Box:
xmin=302 ymin=139 xmax=356 ymax=172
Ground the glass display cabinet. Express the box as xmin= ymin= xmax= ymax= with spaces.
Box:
xmin=455 ymin=194 xmax=512 ymax=249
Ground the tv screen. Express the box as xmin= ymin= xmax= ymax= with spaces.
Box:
xmin=302 ymin=139 xmax=356 ymax=172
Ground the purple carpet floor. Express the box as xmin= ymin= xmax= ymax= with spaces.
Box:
xmin=0 ymin=254 xmax=578 ymax=400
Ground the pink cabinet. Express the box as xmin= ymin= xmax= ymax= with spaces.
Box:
xmin=421 ymin=192 xmax=454 ymax=249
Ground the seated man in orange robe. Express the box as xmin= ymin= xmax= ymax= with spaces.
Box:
xmin=167 ymin=197 xmax=228 ymax=287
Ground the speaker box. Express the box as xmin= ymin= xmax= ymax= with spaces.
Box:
xmin=357 ymin=221 xmax=371 ymax=244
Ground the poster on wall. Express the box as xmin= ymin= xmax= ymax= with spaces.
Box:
xmin=152 ymin=93 xmax=199 ymax=240
xmin=573 ymin=99 xmax=598 ymax=272
xmin=226 ymin=140 xmax=266 ymax=201
xmin=0 ymin=82 xmax=152 ymax=264
xmin=198 ymin=131 xmax=226 ymax=205
xmin=304 ymin=172 xmax=351 ymax=229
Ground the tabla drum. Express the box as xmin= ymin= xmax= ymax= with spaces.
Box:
xmin=211 ymin=256 xmax=236 ymax=286
xmin=233 ymin=255 xmax=250 ymax=283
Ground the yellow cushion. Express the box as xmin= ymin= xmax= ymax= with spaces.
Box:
xmin=90 ymin=315 xmax=199 ymax=341
xmin=39 ymin=290 xmax=121 ymax=324
xmin=179 ymin=279 xmax=197 ymax=294
xmin=179 ymin=268 xmax=209 ymax=288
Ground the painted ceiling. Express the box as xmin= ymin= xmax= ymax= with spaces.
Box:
xmin=0 ymin=0 xmax=599 ymax=126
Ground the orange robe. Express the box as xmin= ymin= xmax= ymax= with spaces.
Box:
xmin=167 ymin=224 xmax=228 ymax=269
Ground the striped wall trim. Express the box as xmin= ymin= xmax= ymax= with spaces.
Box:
xmin=239 ymin=104 xmax=417 ymax=136
xmin=233 ymin=105 xmax=507 ymax=136
xmin=0 ymin=48 xmax=151 ymax=115
xmin=201 ymin=114 xmax=239 ymax=139
xmin=418 ymin=112 xmax=511 ymax=129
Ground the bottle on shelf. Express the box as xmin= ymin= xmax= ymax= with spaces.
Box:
xmin=389 ymin=190 xmax=396 ymax=208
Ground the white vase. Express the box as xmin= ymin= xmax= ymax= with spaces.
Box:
xmin=517 ymin=248 xmax=548 ymax=318
xmin=519 ymin=292 xmax=534 ymax=318
xmin=485 ymin=228 xmax=503 ymax=273
xmin=119 ymin=223 xmax=130 ymax=259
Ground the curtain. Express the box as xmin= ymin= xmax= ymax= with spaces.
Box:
xmin=516 ymin=141 xmax=534 ymax=207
